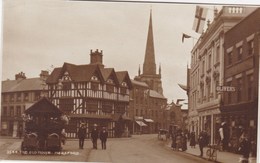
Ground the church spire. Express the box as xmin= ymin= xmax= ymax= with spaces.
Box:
xmin=143 ymin=9 xmax=156 ymax=75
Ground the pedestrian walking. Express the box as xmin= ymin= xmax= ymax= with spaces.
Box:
xmin=176 ymin=132 xmax=182 ymax=151
xmin=181 ymin=132 xmax=187 ymax=151
xmin=78 ymin=123 xmax=86 ymax=149
xmin=99 ymin=127 xmax=108 ymax=150
xmin=198 ymin=130 xmax=208 ymax=157
xmin=171 ymin=132 xmax=177 ymax=150
xmin=189 ymin=131 xmax=196 ymax=148
xmin=91 ymin=124 xmax=99 ymax=149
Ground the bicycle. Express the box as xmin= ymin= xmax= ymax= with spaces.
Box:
xmin=206 ymin=144 xmax=218 ymax=161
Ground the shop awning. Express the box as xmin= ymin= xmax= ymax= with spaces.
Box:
xmin=135 ymin=121 xmax=147 ymax=127
xmin=144 ymin=119 xmax=154 ymax=123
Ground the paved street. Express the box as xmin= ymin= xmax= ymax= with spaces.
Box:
xmin=87 ymin=134 xmax=209 ymax=163
xmin=1 ymin=134 xmax=210 ymax=163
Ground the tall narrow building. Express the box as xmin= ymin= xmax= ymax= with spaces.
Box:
xmin=135 ymin=10 xmax=163 ymax=96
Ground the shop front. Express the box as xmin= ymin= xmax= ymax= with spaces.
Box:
xmin=198 ymin=108 xmax=221 ymax=145
xmin=221 ymin=101 xmax=258 ymax=153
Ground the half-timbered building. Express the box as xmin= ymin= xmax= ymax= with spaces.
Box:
xmin=46 ymin=49 xmax=132 ymax=138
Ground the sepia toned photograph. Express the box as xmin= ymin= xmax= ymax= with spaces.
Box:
xmin=0 ymin=0 xmax=259 ymax=163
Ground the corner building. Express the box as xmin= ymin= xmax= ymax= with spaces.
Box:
xmin=46 ymin=49 xmax=132 ymax=138
xmin=188 ymin=6 xmax=256 ymax=144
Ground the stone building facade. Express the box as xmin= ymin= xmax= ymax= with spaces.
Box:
xmin=188 ymin=6 xmax=256 ymax=144
xmin=1 ymin=71 xmax=48 ymax=136
xmin=129 ymin=10 xmax=167 ymax=134
xmin=134 ymin=10 xmax=163 ymax=96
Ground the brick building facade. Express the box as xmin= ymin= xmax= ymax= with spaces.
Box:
xmin=222 ymin=8 xmax=259 ymax=152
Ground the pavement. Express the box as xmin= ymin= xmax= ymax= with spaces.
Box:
xmin=165 ymin=140 xmax=257 ymax=163
xmin=0 ymin=136 xmax=257 ymax=163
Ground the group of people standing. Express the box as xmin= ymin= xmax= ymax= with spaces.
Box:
xmin=78 ymin=123 xmax=108 ymax=150
xmin=187 ymin=122 xmax=255 ymax=161
xmin=171 ymin=129 xmax=188 ymax=151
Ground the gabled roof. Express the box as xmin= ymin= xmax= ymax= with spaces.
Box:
xmin=116 ymin=71 xmax=127 ymax=83
xmin=2 ymin=78 xmax=44 ymax=93
xmin=45 ymin=67 xmax=62 ymax=84
xmin=46 ymin=62 xmax=132 ymax=89
xmin=100 ymin=68 xmax=113 ymax=81
xmin=116 ymin=71 xmax=132 ymax=89
xmin=46 ymin=62 xmax=104 ymax=84
xmin=100 ymin=68 xmax=119 ymax=85
xmin=25 ymin=97 xmax=62 ymax=116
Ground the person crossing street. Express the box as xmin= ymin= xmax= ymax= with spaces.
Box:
xmin=100 ymin=127 xmax=108 ymax=150
xmin=78 ymin=123 xmax=86 ymax=149
xmin=91 ymin=124 xmax=99 ymax=149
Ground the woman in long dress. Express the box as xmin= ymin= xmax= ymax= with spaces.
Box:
xmin=190 ymin=131 xmax=196 ymax=148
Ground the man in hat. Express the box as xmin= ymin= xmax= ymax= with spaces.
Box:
xmin=91 ymin=124 xmax=99 ymax=149
xmin=198 ymin=130 xmax=208 ymax=157
xmin=78 ymin=123 xmax=86 ymax=149
xmin=219 ymin=122 xmax=230 ymax=151
xmin=100 ymin=127 xmax=108 ymax=150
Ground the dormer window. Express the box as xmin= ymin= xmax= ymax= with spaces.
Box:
xmin=107 ymin=79 xmax=114 ymax=84
xmin=91 ymin=76 xmax=99 ymax=81
xmin=122 ymin=82 xmax=127 ymax=87
xmin=63 ymin=71 xmax=71 ymax=81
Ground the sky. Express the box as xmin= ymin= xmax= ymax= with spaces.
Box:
xmin=0 ymin=0 xmax=239 ymax=105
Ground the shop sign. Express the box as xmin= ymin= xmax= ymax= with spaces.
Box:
xmin=216 ymin=86 xmax=236 ymax=92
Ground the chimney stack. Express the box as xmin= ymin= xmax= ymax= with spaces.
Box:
xmin=15 ymin=72 xmax=26 ymax=80
xmin=90 ymin=49 xmax=104 ymax=68
xmin=40 ymin=70 xmax=49 ymax=80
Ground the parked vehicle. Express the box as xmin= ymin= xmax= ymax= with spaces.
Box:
xmin=158 ymin=129 xmax=168 ymax=141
